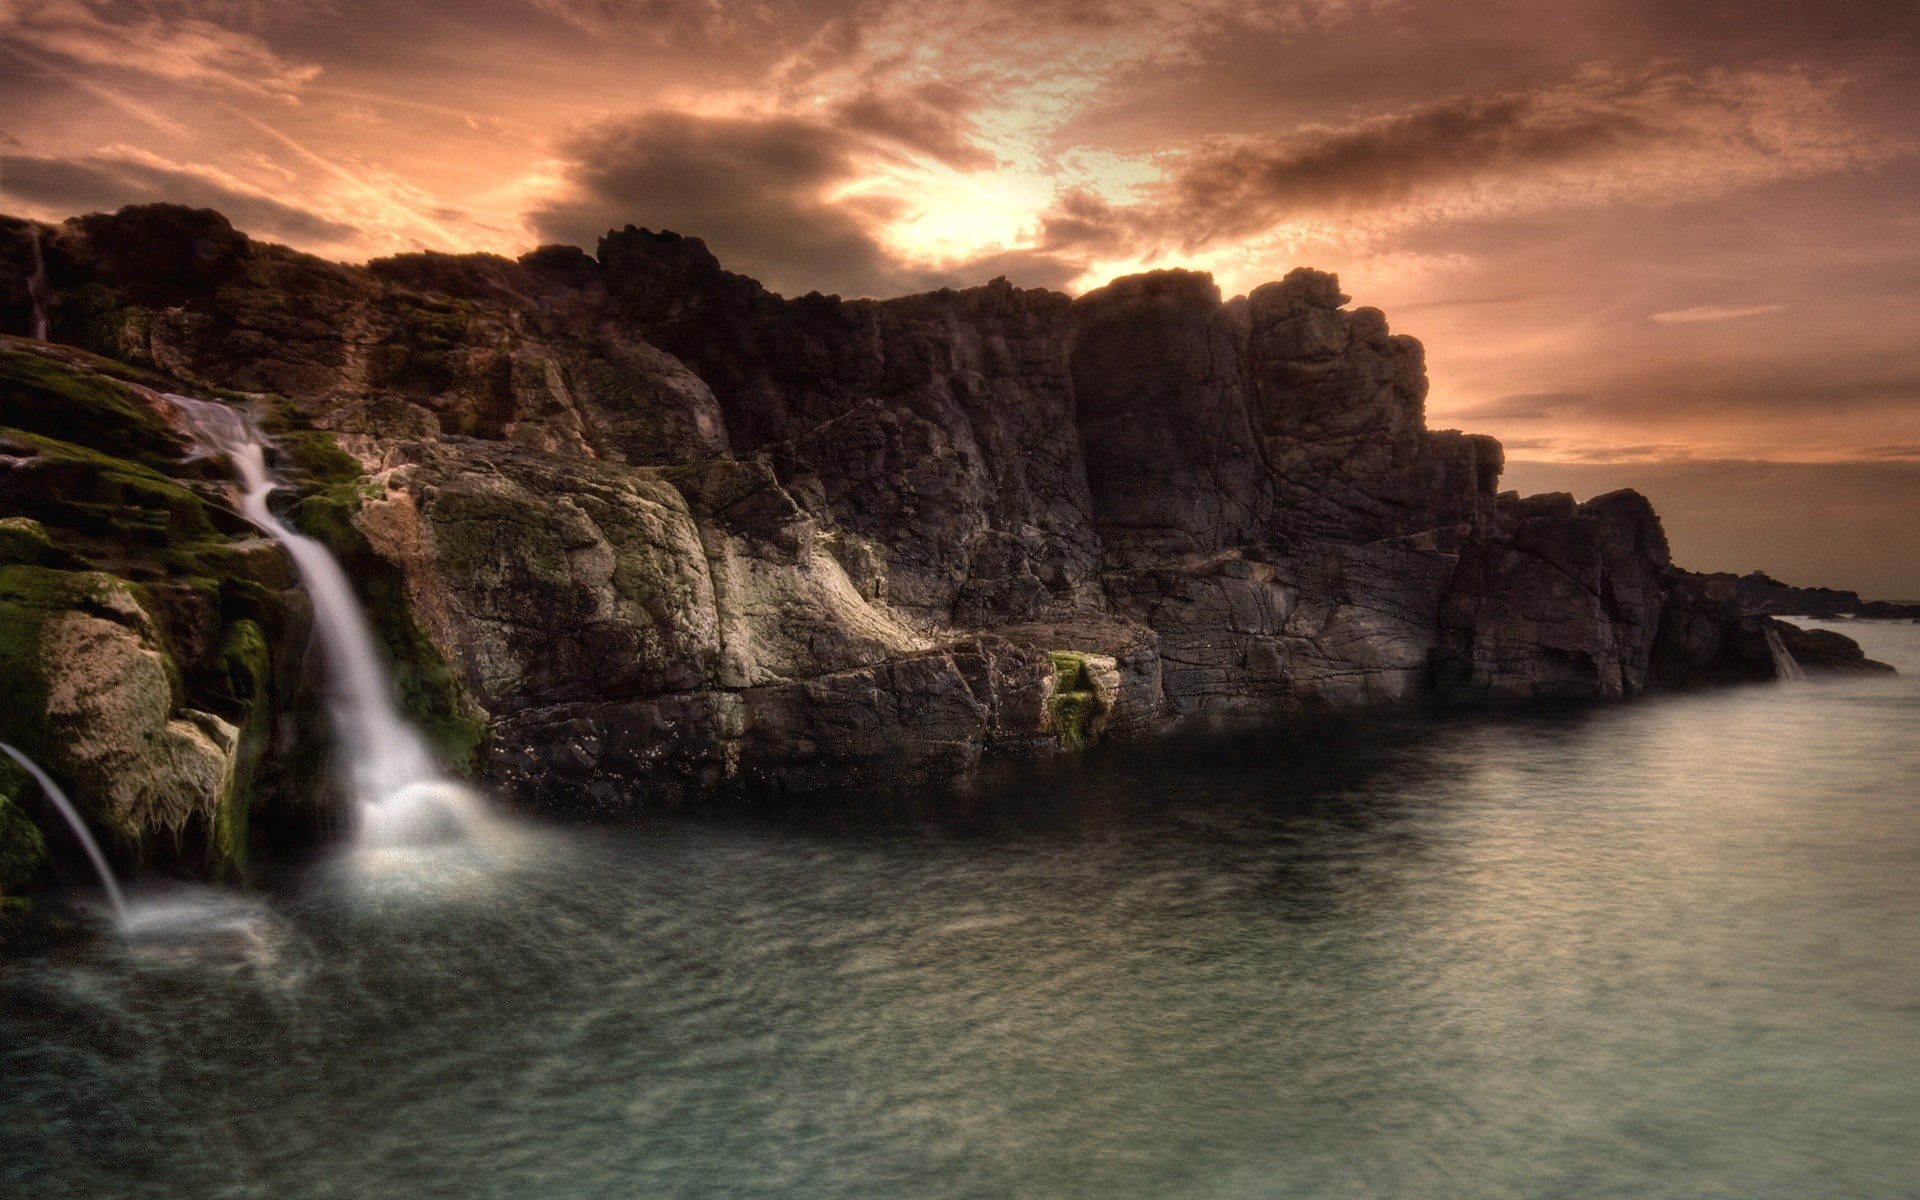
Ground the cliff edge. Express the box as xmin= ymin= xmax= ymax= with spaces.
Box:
xmin=0 ymin=204 xmax=1891 ymax=877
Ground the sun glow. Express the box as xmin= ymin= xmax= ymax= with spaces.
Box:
xmin=857 ymin=165 xmax=1056 ymax=265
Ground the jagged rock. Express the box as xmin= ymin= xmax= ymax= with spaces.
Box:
xmin=0 ymin=203 xmax=1892 ymax=820
xmin=1695 ymin=569 xmax=1920 ymax=621
xmin=1776 ymin=622 xmax=1898 ymax=674
xmin=4 ymin=567 xmax=237 ymax=837
xmin=1436 ymin=489 xmax=1672 ymax=697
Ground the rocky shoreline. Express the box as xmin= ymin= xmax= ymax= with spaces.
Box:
xmin=0 ymin=204 xmax=1894 ymax=902
xmin=1696 ymin=570 xmax=1920 ymax=621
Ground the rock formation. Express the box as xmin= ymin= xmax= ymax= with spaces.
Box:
xmin=1693 ymin=570 xmax=1920 ymax=621
xmin=0 ymin=204 xmax=1894 ymax=896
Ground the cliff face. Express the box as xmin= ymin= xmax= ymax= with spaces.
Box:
xmin=0 ymin=204 xmax=1888 ymax=830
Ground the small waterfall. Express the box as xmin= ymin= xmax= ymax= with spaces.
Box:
xmin=167 ymin=396 xmax=481 ymax=846
xmin=1 ymin=742 xmax=126 ymax=925
xmin=1764 ymin=624 xmax=1807 ymax=684
xmin=23 ymin=228 xmax=50 ymax=342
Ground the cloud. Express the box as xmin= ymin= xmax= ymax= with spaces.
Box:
xmin=529 ymin=111 xmax=902 ymax=297
xmin=1038 ymin=66 xmax=1890 ymax=261
xmin=528 ymin=110 xmax=1080 ymax=297
xmin=828 ymin=82 xmax=996 ymax=171
xmin=0 ymin=150 xmax=358 ymax=245
xmin=1649 ymin=303 xmax=1787 ymax=323
xmin=0 ymin=0 xmax=320 ymax=98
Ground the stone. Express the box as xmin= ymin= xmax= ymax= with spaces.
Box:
xmin=0 ymin=203 xmax=1889 ymax=818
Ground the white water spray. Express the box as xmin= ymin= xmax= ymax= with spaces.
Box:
xmin=1 ymin=741 xmax=126 ymax=924
xmin=1764 ymin=624 xmax=1807 ymax=684
xmin=167 ymin=396 xmax=481 ymax=846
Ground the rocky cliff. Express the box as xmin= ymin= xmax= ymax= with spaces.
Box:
xmin=1694 ymin=570 xmax=1920 ymax=621
xmin=0 ymin=204 xmax=1892 ymax=897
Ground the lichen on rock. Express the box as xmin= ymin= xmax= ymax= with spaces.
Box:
xmin=0 ymin=203 xmax=1885 ymax=828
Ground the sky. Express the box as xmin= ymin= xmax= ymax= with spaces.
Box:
xmin=3 ymin=0 xmax=1917 ymax=594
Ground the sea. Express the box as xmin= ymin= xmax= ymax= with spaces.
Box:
xmin=3 ymin=619 xmax=1917 ymax=1198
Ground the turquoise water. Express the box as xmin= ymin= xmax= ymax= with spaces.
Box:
xmin=4 ymin=622 xmax=1919 ymax=1198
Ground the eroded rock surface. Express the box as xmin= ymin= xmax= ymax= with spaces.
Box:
xmin=1 ymin=204 xmax=1888 ymax=818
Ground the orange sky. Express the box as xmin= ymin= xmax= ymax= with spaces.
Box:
xmin=4 ymin=0 xmax=1918 ymax=593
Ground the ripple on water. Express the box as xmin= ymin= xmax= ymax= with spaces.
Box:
xmin=3 ymin=625 xmax=1919 ymax=1198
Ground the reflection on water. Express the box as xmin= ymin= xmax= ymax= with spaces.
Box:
xmin=4 ymin=622 xmax=1919 ymax=1199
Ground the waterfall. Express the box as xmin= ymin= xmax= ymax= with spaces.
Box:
xmin=23 ymin=228 xmax=50 ymax=342
xmin=167 ymin=396 xmax=481 ymax=846
xmin=1764 ymin=624 xmax=1807 ymax=684
xmin=1 ymin=742 xmax=126 ymax=924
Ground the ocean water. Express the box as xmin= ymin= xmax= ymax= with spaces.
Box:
xmin=4 ymin=621 xmax=1919 ymax=1199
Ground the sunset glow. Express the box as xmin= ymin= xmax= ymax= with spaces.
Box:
xmin=5 ymin=0 xmax=1917 ymax=590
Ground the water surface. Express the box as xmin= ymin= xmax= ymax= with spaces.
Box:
xmin=5 ymin=621 xmax=1919 ymax=1198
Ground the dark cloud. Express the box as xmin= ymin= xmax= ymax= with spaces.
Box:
xmin=529 ymin=111 xmax=896 ymax=296
xmin=0 ymin=152 xmax=357 ymax=245
xmin=1163 ymin=91 xmax=1651 ymax=245
xmin=529 ymin=111 xmax=1082 ymax=297
xmin=1038 ymin=62 xmax=1881 ymax=266
xmin=1034 ymin=188 xmax=1135 ymax=257
xmin=829 ymin=82 xmax=996 ymax=171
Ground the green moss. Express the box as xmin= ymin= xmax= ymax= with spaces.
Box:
xmin=210 ymin=783 xmax=250 ymax=880
xmin=0 ymin=348 xmax=184 ymax=469
xmin=288 ymin=487 xmax=488 ymax=770
xmin=0 ymin=517 xmax=54 ymax=565
xmin=255 ymin=395 xmax=363 ymax=486
xmin=1049 ymin=651 xmax=1090 ymax=691
xmin=0 ymin=428 xmax=219 ymax=550
xmin=216 ymin=618 xmax=270 ymax=708
xmin=373 ymin=296 xmax=479 ymax=394
xmin=0 ymin=768 xmax=50 ymax=899
xmin=1046 ymin=651 xmax=1102 ymax=752
xmin=0 ymin=564 xmax=70 ymax=764
xmin=51 ymin=283 xmax=127 ymax=358
xmin=196 ymin=619 xmax=272 ymax=879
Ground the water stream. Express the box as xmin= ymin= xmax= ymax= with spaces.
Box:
xmin=1764 ymin=623 xmax=1807 ymax=683
xmin=166 ymin=396 xmax=481 ymax=846
xmin=0 ymin=742 xmax=125 ymax=926
xmin=22 ymin=228 xmax=49 ymax=342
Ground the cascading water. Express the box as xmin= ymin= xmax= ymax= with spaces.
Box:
xmin=167 ymin=396 xmax=481 ymax=846
xmin=1765 ymin=624 xmax=1808 ymax=684
xmin=23 ymin=228 xmax=50 ymax=342
xmin=1 ymin=742 xmax=126 ymax=925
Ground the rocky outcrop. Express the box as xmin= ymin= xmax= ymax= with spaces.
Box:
xmin=1695 ymin=570 xmax=1920 ymax=621
xmin=0 ymin=204 xmax=1892 ymax=847
xmin=0 ymin=339 xmax=326 ymax=905
xmin=1654 ymin=573 xmax=1897 ymax=683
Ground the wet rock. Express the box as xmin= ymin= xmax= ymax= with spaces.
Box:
xmin=0 ymin=203 xmax=1888 ymax=814
xmin=2 ymin=567 xmax=237 ymax=837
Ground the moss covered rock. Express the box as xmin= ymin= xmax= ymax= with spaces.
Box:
xmin=0 ymin=345 xmax=327 ymax=882
xmin=0 ymin=516 xmax=53 ymax=565
xmin=0 ymin=767 xmax=49 ymax=901
xmin=0 ymin=565 xmax=239 ymax=843
xmin=1046 ymin=651 xmax=1113 ymax=751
